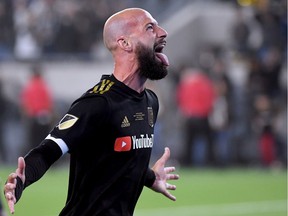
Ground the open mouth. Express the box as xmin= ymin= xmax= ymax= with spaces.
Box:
xmin=154 ymin=42 xmax=169 ymax=66
xmin=154 ymin=42 xmax=165 ymax=53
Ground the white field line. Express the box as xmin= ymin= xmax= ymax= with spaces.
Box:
xmin=134 ymin=200 xmax=287 ymax=216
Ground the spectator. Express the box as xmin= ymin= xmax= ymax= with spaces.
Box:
xmin=231 ymin=7 xmax=251 ymax=56
xmin=20 ymin=64 xmax=53 ymax=153
xmin=259 ymin=46 xmax=283 ymax=98
xmin=177 ymin=68 xmax=216 ymax=167
xmin=254 ymin=2 xmax=286 ymax=54
xmin=209 ymin=59 xmax=233 ymax=166
xmin=13 ymin=0 xmax=41 ymax=59
xmin=252 ymin=94 xmax=276 ymax=166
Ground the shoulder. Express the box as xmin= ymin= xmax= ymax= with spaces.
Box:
xmin=145 ymin=89 xmax=159 ymax=117
xmin=69 ymin=95 xmax=110 ymax=119
xmin=71 ymin=76 xmax=116 ymax=108
xmin=88 ymin=77 xmax=115 ymax=95
xmin=145 ymin=89 xmax=158 ymax=104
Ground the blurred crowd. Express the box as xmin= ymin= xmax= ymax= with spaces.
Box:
xmin=164 ymin=0 xmax=287 ymax=168
xmin=0 ymin=0 xmax=174 ymax=60
xmin=0 ymin=0 xmax=287 ymax=169
xmin=0 ymin=0 xmax=125 ymax=59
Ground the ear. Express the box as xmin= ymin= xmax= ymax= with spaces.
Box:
xmin=117 ymin=38 xmax=132 ymax=52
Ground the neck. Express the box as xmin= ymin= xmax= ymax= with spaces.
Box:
xmin=113 ymin=69 xmax=147 ymax=93
xmin=112 ymin=54 xmax=147 ymax=93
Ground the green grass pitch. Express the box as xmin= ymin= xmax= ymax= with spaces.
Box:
xmin=0 ymin=166 xmax=287 ymax=216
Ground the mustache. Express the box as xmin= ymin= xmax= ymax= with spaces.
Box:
xmin=154 ymin=40 xmax=167 ymax=51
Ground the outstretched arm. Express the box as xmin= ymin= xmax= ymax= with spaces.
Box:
xmin=3 ymin=139 xmax=63 ymax=214
xmin=4 ymin=157 xmax=26 ymax=214
xmin=150 ymin=147 xmax=179 ymax=201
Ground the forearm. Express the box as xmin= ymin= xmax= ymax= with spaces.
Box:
xmin=13 ymin=139 xmax=63 ymax=202
xmin=24 ymin=139 xmax=63 ymax=187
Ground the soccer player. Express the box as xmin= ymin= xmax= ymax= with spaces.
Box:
xmin=4 ymin=8 xmax=179 ymax=216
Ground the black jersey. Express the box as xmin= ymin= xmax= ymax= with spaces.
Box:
xmin=49 ymin=74 xmax=159 ymax=216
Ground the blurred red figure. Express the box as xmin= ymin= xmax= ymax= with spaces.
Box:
xmin=177 ymin=68 xmax=216 ymax=166
xmin=260 ymin=127 xmax=276 ymax=166
xmin=177 ymin=70 xmax=215 ymax=118
xmin=21 ymin=66 xmax=52 ymax=117
xmin=21 ymin=65 xmax=53 ymax=152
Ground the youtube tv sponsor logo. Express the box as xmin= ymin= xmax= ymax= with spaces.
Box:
xmin=114 ymin=134 xmax=154 ymax=152
xmin=114 ymin=136 xmax=131 ymax=152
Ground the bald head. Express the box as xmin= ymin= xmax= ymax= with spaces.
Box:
xmin=103 ymin=8 xmax=153 ymax=51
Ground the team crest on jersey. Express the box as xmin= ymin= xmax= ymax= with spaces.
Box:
xmin=147 ymin=107 xmax=154 ymax=127
xmin=57 ymin=114 xmax=78 ymax=130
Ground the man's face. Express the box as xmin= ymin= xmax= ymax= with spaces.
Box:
xmin=136 ymin=41 xmax=168 ymax=80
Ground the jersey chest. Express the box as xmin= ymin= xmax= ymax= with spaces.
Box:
xmin=108 ymin=97 xmax=156 ymax=152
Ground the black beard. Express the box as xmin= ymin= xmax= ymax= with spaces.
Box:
xmin=136 ymin=43 xmax=168 ymax=80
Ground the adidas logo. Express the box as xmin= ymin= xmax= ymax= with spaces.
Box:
xmin=121 ymin=116 xmax=130 ymax=128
